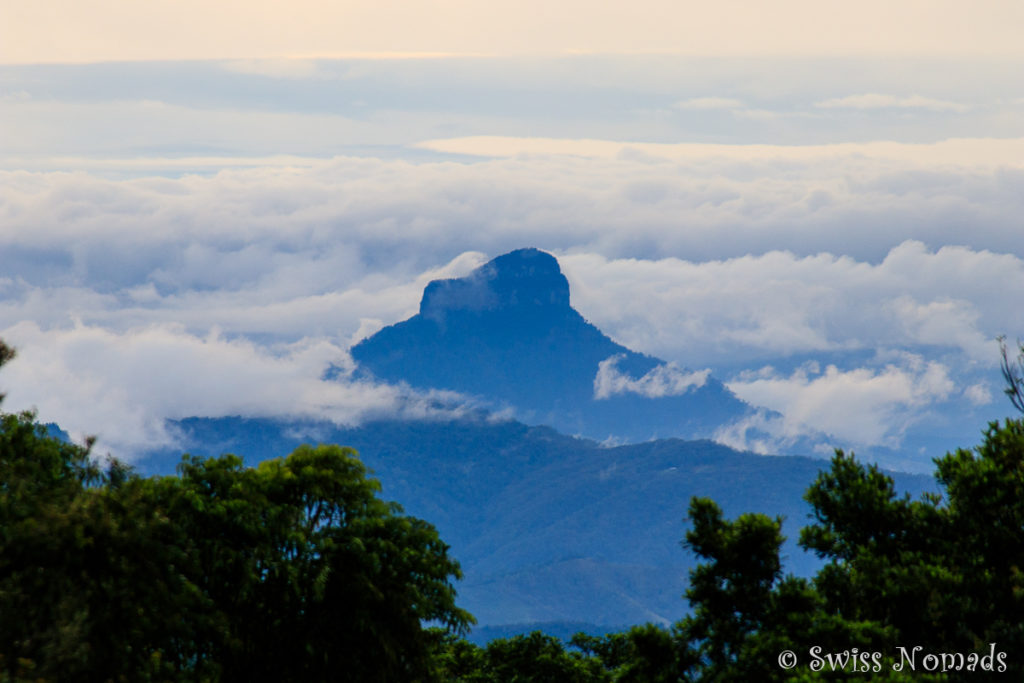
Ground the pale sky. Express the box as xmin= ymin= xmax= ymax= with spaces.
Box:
xmin=3 ymin=0 xmax=1024 ymax=64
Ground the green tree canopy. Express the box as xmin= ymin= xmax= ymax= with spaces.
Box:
xmin=0 ymin=341 xmax=471 ymax=682
xmin=670 ymin=417 xmax=1024 ymax=681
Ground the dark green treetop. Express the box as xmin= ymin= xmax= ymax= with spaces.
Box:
xmin=0 ymin=340 xmax=471 ymax=682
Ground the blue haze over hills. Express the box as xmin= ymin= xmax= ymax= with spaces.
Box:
xmin=146 ymin=416 xmax=933 ymax=635
xmin=132 ymin=248 xmax=937 ymax=636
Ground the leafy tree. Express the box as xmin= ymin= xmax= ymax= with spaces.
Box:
xmin=571 ymin=624 xmax=688 ymax=683
xmin=427 ymin=629 xmax=488 ymax=681
xmin=799 ymin=451 xmax=953 ymax=648
xmin=0 ymin=347 xmax=180 ymax=680
xmin=0 ymin=340 xmax=471 ymax=682
xmin=159 ymin=445 xmax=473 ymax=682
xmin=679 ymin=498 xmax=785 ymax=679
xmin=929 ymin=419 xmax=1024 ymax=657
xmin=675 ymin=423 xmax=1024 ymax=681
xmin=434 ymin=631 xmax=610 ymax=683
xmin=670 ymin=335 xmax=1024 ymax=681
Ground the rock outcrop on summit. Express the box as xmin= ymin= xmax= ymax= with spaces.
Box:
xmin=352 ymin=248 xmax=754 ymax=442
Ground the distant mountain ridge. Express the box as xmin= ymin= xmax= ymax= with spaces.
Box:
xmin=139 ymin=414 xmax=936 ymax=630
xmin=352 ymin=248 xmax=754 ymax=443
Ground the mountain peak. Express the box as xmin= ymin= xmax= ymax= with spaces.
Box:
xmin=353 ymin=247 xmax=754 ymax=443
xmin=420 ymin=248 xmax=569 ymax=319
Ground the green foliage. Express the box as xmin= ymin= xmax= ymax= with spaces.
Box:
xmin=162 ymin=445 xmax=473 ymax=681
xmin=570 ymin=624 xmax=690 ymax=683
xmin=800 ymin=451 xmax=952 ymax=649
xmin=680 ymin=498 xmax=784 ymax=678
xmin=0 ymin=345 xmax=470 ymax=682
xmin=432 ymin=630 xmax=612 ymax=682
xmin=0 ymin=410 xmax=165 ymax=681
xmin=661 ymin=343 xmax=1024 ymax=680
xmin=673 ymin=419 xmax=1024 ymax=681
xmin=931 ymin=420 xmax=1024 ymax=655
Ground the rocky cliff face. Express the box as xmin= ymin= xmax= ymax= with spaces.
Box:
xmin=351 ymin=248 xmax=754 ymax=442
xmin=420 ymin=248 xmax=570 ymax=318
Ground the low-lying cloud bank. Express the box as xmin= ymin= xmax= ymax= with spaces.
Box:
xmin=1 ymin=147 xmax=1021 ymax=463
xmin=0 ymin=321 xmax=474 ymax=459
xmin=560 ymin=241 xmax=1019 ymax=367
xmin=594 ymin=355 xmax=709 ymax=400
xmin=719 ymin=354 xmax=954 ymax=451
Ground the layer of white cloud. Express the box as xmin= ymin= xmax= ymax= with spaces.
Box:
xmin=0 ymin=321 xmax=473 ymax=459
xmin=417 ymin=135 xmax=1024 ymax=167
xmin=593 ymin=354 xmax=709 ymax=400
xmin=561 ymin=242 xmax=1024 ymax=368
xmin=2 ymin=146 xmax=1022 ymax=463
xmin=815 ymin=93 xmax=971 ymax=113
xmin=719 ymin=355 xmax=955 ymax=450
xmin=3 ymin=155 xmax=1023 ymax=366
